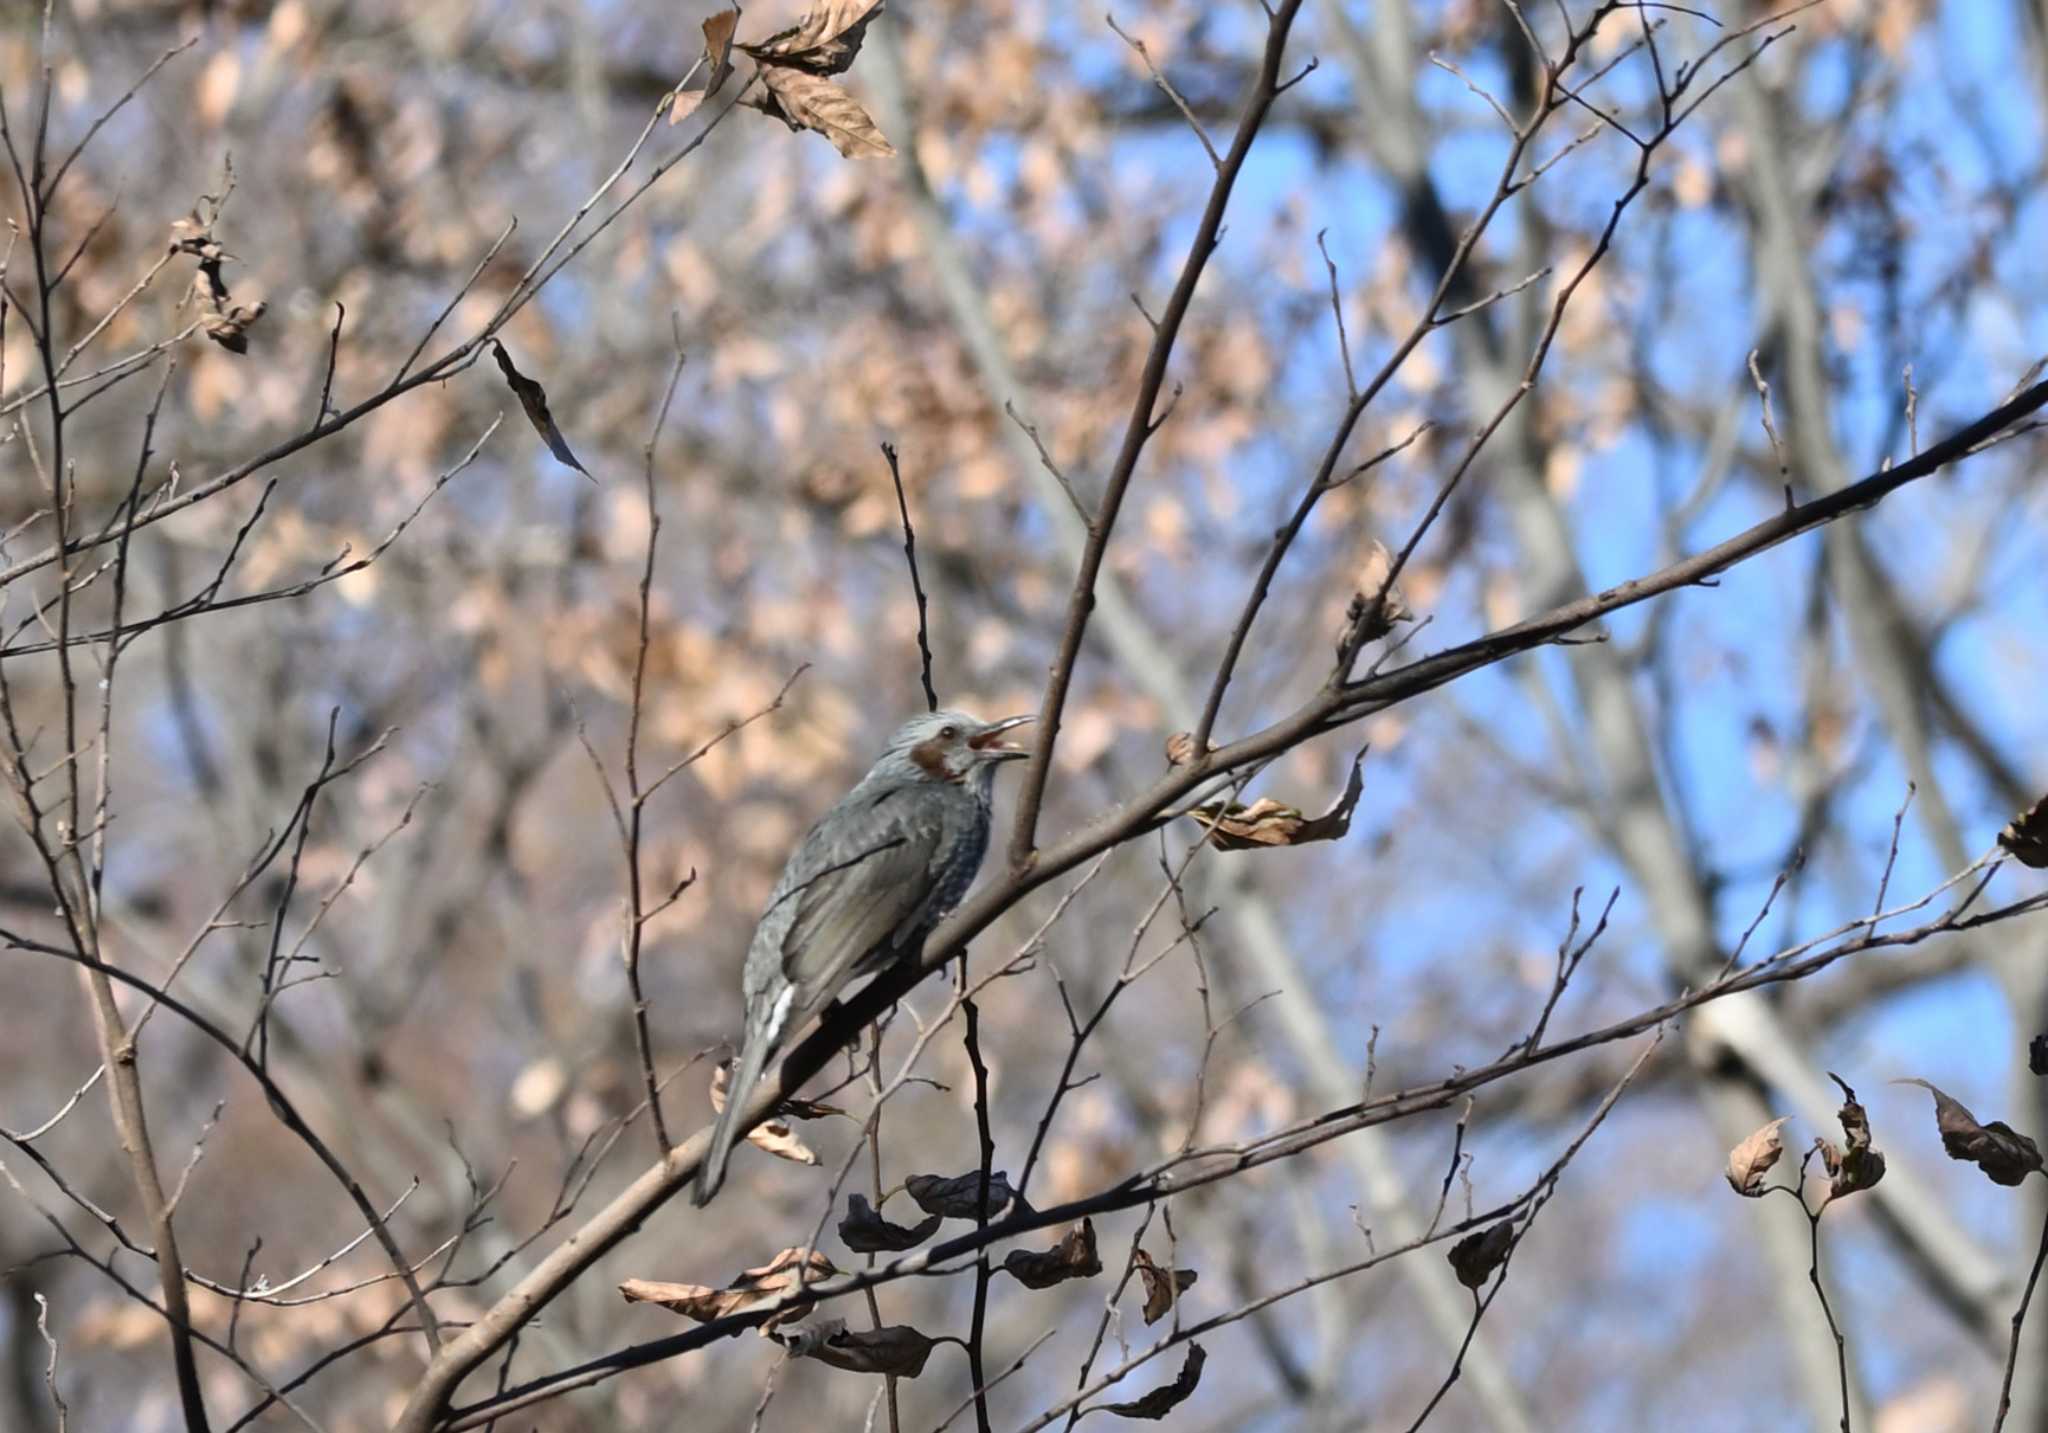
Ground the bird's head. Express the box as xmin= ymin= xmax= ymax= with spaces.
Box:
xmin=883 ymin=709 xmax=1035 ymax=788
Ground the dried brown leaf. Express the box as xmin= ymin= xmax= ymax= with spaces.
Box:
xmin=671 ymin=8 xmax=741 ymax=124
xmin=1163 ymin=732 xmax=1213 ymax=766
xmin=748 ymin=1117 xmax=818 ymax=1164
xmin=788 ymin=1322 xmax=939 ymax=1378
xmin=1131 ymin=1247 xmax=1196 ymax=1325
xmin=904 ymin=1170 xmax=1025 ymax=1220
xmin=1190 ymin=751 xmax=1365 ymax=851
xmin=739 ymin=0 xmax=884 ymax=74
xmin=1896 ymin=1079 xmax=2045 ymax=1187
xmin=1343 ymin=540 xmax=1415 ymax=646
xmin=704 ymin=1061 xmax=825 ymax=1163
xmin=1820 ymin=1074 xmax=1885 ymax=1198
xmin=1447 ymin=1220 xmax=1516 ymax=1289
xmin=492 ymin=341 xmax=593 ymax=482
xmin=840 ymin=1194 xmax=942 ymax=1253
xmin=1003 ymin=1218 xmax=1100 ymax=1289
xmin=203 ymin=301 xmax=267 ymax=354
xmin=1725 ymin=1116 xmax=1791 ymax=1197
xmin=1100 ymin=1343 xmax=1205 ymax=1420
xmin=1999 ymin=794 xmax=2048 ymax=868
xmin=748 ymin=67 xmax=894 ymax=158
xmin=619 ymin=1247 xmax=837 ymax=1330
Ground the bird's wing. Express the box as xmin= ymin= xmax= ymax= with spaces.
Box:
xmin=770 ymin=786 xmax=944 ymax=1017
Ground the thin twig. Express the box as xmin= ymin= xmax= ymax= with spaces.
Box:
xmin=882 ymin=442 xmax=938 ymax=711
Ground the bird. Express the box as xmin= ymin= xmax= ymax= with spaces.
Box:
xmin=693 ymin=708 xmax=1035 ymax=1205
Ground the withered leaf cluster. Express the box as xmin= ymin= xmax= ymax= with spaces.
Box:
xmin=491 ymin=342 xmax=593 ymax=481
xmin=170 ymin=208 xmax=266 ymax=355
xmin=1003 ymin=1218 xmax=1100 ymax=1289
xmin=1897 ymin=1078 xmax=2045 ymax=1187
xmin=1188 ymin=751 xmax=1365 ymax=851
xmin=1447 ymin=1220 xmax=1516 ymax=1289
xmin=619 ymin=1247 xmax=837 ymax=1332
xmin=1100 ymin=1343 xmax=1206 ymax=1420
xmin=1816 ymin=1074 xmax=1886 ymax=1199
xmin=1999 ymin=793 xmax=2048 ymax=868
xmin=1131 ymin=1247 xmax=1197 ymax=1324
xmin=839 ymin=1193 xmax=942 ymax=1253
xmin=905 ymin=1169 xmax=1029 ymax=1220
xmin=671 ymin=2 xmax=895 ymax=159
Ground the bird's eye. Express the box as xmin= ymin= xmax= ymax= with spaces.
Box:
xmin=939 ymin=725 xmax=959 ymax=740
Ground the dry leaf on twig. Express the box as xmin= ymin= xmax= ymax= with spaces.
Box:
xmin=1003 ymin=1219 xmax=1100 ymax=1289
xmin=619 ymin=1247 xmax=837 ymax=1331
xmin=492 ymin=341 xmax=593 ymax=481
xmin=706 ymin=1061 xmax=834 ymax=1163
xmin=728 ymin=0 xmax=894 ymax=158
xmin=777 ymin=1320 xmax=939 ymax=1377
xmin=173 ymin=209 xmax=267 ymax=354
xmin=1817 ymin=1074 xmax=1885 ymax=1198
xmin=750 ymin=68 xmax=894 ymax=158
xmin=671 ymin=8 xmax=741 ymax=123
xmin=1100 ymin=1343 xmax=1205 ymax=1420
xmin=1131 ymin=1247 xmax=1196 ymax=1324
xmin=1725 ymin=1116 xmax=1791 ymax=1197
xmin=1447 ymin=1220 xmax=1516 ymax=1289
xmin=1999 ymin=794 xmax=2048 ymax=869
xmin=904 ymin=1170 xmax=1027 ymax=1220
xmin=738 ymin=0 xmax=883 ymax=73
xmin=1188 ymin=749 xmax=1365 ymax=851
xmin=840 ymin=1194 xmax=942 ymax=1253
xmin=1895 ymin=1079 xmax=2045 ymax=1187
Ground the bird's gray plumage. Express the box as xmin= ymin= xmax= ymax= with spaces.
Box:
xmin=694 ymin=708 xmax=1031 ymax=1204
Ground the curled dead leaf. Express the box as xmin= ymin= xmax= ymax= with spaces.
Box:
xmin=1003 ymin=1219 xmax=1101 ymax=1289
xmin=1896 ymin=1079 xmax=2045 ymax=1187
xmin=1447 ymin=1220 xmax=1516 ymax=1289
xmin=1999 ymin=794 xmax=2048 ymax=869
xmin=786 ymin=1322 xmax=939 ymax=1377
xmin=1340 ymin=540 xmax=1414 ymax=650
xmin=1131 ymin=1247 xmax=1196 ymax=1325
xmin=619 ymin=1248 xmax=837 ymax=1331
xmin=1164 ymin=732 xmax=1214 ymax=766
xmin=705 ymin=1061 xmax=822 ymax=1164
xmin=1819 ymin=1074 xmax=1885 ymax=1198
xmin=672 ymin=8 xmax=741 ymax=123
xmin=840 ymin=1193 xmax=942 ymax=1253
xmin=1725 ymin=1116 xmax=1791 ymax=1197
xmin=1189 ymin=750 xmax=1365 ymax=851
xmin=175 ymin=219 xmax=266 ymax=355
xmin=738 ymin=0 xmax=884 ymax=75
xmin=492 ymin=341 xmax=593 ymax=482
xmin=202 ymin=301 xmax=267 ymax=354
xmin=904 ymin=1170 xmax=1026 ymax=1220
xmin=1100 ymin=1343 xmax=1205 ymax=1420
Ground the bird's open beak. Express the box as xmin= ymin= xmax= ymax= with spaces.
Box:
xmin=969 ymin=713 xmax=1036 ymax=760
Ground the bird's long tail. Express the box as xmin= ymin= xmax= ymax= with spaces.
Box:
xmin=694 ymin=1014 xmax=779 ymax=1206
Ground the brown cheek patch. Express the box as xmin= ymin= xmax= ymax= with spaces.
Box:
xmin=910 ymin=738 xmax=963 ymax=782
